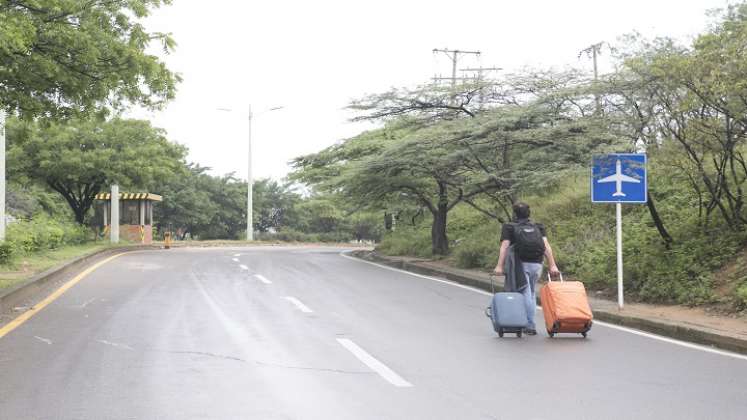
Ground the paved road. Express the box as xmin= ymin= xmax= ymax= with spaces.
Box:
xmin=1 ymin=247 xmax=746 ymax=420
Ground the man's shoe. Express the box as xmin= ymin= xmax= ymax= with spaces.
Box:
xmin=525 ymin=328 xmax=537 ymax=336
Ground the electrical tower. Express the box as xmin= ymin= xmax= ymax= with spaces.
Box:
xmin=579 ymin=42 xmax=605 ymax=114
xmin=432 ymin=48 xmax=481 ymax=89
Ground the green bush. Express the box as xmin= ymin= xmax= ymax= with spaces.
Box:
xmin=256 ymin=228 xmax=352 ymax=243
xmin=0 ymin=242 xmax=14 ymax=265
xmin=737 ymin=283 xmax=747 ymax=308
xmin=377 ymin=228 xmax=433 ymax=258
xmin=453 ymin=235 xmax=499 ymax=269
xmin=4 ymin=215 xmax=92 ymax=258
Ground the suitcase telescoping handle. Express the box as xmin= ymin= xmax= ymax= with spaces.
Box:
xmin=547 ymin=271 xmax=564 ymax=282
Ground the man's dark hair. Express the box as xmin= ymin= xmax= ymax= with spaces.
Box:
xmin=513 ymin=202 xmax=531 ymax=220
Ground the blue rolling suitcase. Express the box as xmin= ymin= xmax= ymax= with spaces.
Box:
xmin=485 ymin=275 xmax=528 ymax=337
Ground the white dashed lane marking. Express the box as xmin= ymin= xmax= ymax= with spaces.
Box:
xmin=284 ymin=296 xmax=312 ymax=313
xmin=255 ymin=274 xmax=272 ymax=284
xmin=337 ymin=338 xmax=413 ymax=388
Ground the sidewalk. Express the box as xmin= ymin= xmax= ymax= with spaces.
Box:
xmin=352 ymin=250 xmax=747 ymax=355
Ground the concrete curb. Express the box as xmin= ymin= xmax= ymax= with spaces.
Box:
xmin=0 ymin=245 xmax=158 ymax=321
xmin=351 ymin=250 xmax=747 ymax=355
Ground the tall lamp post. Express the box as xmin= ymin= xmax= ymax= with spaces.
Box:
xmin=0 ymin=108 xmax=5 ymax=241
xmin=217 ymin=105 xmax=284 ymax=241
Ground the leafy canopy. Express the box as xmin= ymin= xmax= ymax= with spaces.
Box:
xmin=0 ymin=0 xmax=179 ymax=117
xmin=7 ymin=117 xmax=187 ymax=223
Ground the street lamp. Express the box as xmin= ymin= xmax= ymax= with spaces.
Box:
xmin=0 ymin=108 xmax=5 ymax=241
xmin=216 ymin=105 xmax=285 ymax=241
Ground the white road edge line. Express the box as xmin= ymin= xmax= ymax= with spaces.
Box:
xmin=239 ymin=264 xmax=249 ymax=270
xmin=255 ymin=274 xmax=272 ymax=284
xmin=233 ymin=253 xmax=241 ymax=257
xmin=592 ymin=320 xmax=747 ymax=361
xmin=339 ymin=252 xmax=492 ymax=296
xmin=284 ymin=296 xmax=313 ymax=313
xmin=232 ymin=258 xmax=240 ymax=263
xmin=339 ymin=251 xmax=747 ymax=362
xmin=337 ymin=338 xmax=413 ymax=388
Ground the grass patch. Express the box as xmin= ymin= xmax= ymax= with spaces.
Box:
xmin=0 ymin=242 xmax=114 ymax=292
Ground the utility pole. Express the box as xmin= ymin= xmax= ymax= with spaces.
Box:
xmin=432 ymin=48 xmax=481 ymax=89
xmin=247 ymin=105 xmax=253 ymax=242
xmin=0 ymin=108 xmax=5 ymax=242
xmin=580 ymin=42 xmax=604 ymax=114
xmin=110 ymin=184 xmax=119 ymax=244
xmin=216 ymin=105 xmax=284 ymax=242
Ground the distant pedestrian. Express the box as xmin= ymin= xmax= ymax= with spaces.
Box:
xmin=493 ymin=202 xmax=560 ymax=335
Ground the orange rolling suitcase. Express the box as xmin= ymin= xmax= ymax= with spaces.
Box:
xmin=540 ymin=273 xmax=593 ymax=338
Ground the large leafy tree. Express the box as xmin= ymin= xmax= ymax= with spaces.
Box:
xmin=294 ymin=103 xmax=607 ymax=255
xmin=153 ymin=163 xmax=215 ymax=239
xmin=603 ymin=3 xmax=747 ymax=231
xmin=252 ymin=178 xmax=300 ymax=233
xmin=296 ymin=71 xmax=618 ymax=255
xmin=153 ymin=166 xmax=248 ymax=240
xmin=0 ymin=0 xmax=178 ymax=117
xmin=6 ymin=117 xmax=187 ymax=224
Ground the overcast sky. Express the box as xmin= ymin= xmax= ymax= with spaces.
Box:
xmin=130 ymin=0 xmax=732 ymax=181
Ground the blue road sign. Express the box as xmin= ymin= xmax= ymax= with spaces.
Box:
xmin=591 ymin=154 xmax=647 ymax=203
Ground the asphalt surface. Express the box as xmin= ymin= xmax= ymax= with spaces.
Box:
xmin=1 ymin=246 xmax=747 ymax=420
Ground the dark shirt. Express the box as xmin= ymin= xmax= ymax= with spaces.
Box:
xmin=500 ymin=218 xmax=547 ymax=263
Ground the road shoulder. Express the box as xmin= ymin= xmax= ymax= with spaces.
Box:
xmin=0 ymin=245 xmax=157 ymax=329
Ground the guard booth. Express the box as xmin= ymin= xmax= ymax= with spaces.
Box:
xmin=95 ymin=192 xmax=162 ymax=244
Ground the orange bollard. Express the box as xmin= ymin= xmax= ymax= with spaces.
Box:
xmin=164 ymin=232 xmax=171 ymax=249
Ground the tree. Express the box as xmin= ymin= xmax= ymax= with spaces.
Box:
xmin=153 ymin=163 xmax=215 ymax=239
xmin=294 ymin=102 xmax=608 ymax=255
xmin=200 ymin=174 xmax=247 ymax=239
xmin=152 ymin=165 xmax=249 ymax=240
xmin=252 ymin=178 xmax=300 ymax=233
xmin=0 ymin=0 xmax=178 ymax=117
xmin=7 ymin=117 xmax=187 ymax=224
xmin=293 ymin=196 xmax=346 ymax=234
xmin=604 ymin=4 xmax=747 ymax=231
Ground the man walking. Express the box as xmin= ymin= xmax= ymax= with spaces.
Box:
xmin=494 ymin=202 xmax=560 ymax=335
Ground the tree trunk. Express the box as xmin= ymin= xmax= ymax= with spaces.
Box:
xmin=431 ymin=182 xmax=449 ymax=255
xmin=431 ymin=206 xmax=448 ymax=255
xmin=646 ymin=191 xmax=673 ymax=249
xmin=74 ymin=207 xmax=87 ymax=225
xmin=47 ymin=181 xmax=97 ymax=225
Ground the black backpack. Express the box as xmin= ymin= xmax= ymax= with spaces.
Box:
xmin=511 ymin=221 xmax=545 ymax=260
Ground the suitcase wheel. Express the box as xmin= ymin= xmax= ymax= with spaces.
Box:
xmin=498 ymin=328 xmax=504 ymax=338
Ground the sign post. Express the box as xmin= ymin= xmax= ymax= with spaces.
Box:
xmin=0 ymin=108 xmax=5 ymax=242
xmin=110 ymin=185 xmax=119 ymax=244
xmin=591 ymin=154 xmax=647 ymax=309
xmin=616 ymin=202 xmax=623 ymax=309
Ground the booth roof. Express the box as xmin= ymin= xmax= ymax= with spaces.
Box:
xmin=95 ymin=193 xmax=163 ymax=202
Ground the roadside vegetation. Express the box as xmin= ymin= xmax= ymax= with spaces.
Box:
xmin=292 ymin=4 xmax=747 ymax=312
xmin=0 ymin=0 xmax=179 ymax=285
